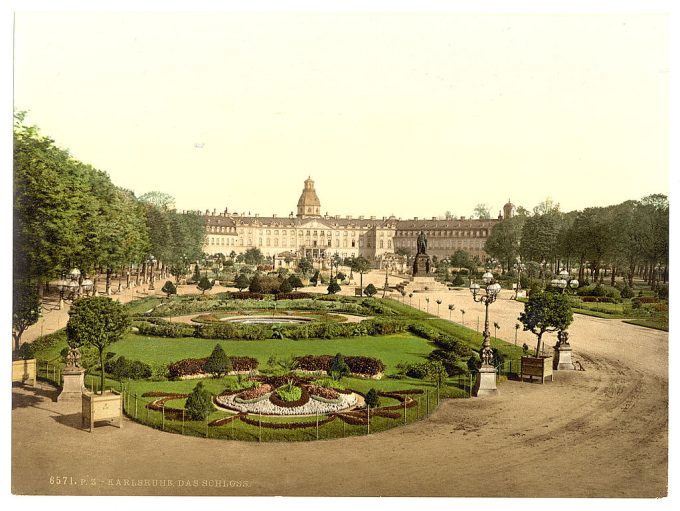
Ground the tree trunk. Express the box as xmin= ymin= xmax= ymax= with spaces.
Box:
xmin=610 ymin=266 xmax=616 ymax=287
xmin=105 ymin=268 xmax=112 ymax=294
xmin=535 ymin=332 xmax=543 ymax=357
xmin=99 ymin=349 xmax=106 ymax=395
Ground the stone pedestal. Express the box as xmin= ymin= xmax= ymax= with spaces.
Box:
xmin=473 ymin=365 xmax=498 ymax=397
xmin=402 ymin=276 xmax=449 ymax=294
xmin=412 ymin=253 xmax=431 ymax=277
xmin=57 ymin=368 xmax=86 ymax=402
xmin=553 ymin=343 xmax=574 ymax=371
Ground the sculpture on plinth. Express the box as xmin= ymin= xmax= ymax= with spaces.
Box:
xmin=416 ymin=231 xmax=428 ymax=255
xmin=412 ymin=231 xmax=431 ymax=277
xmin=58 ymin=344 xmax=86 ymax=402
xmin=65 ymin=347 xmax=82 ymax=369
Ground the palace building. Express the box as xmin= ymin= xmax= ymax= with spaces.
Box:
xmin=201 ymin=177 xmax=514 ymax=267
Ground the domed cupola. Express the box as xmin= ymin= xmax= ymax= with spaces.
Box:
xmin=296 ymin=177 xmax=321 ymax=218
xmin=503 ymin=199 xmax=515 ymax=219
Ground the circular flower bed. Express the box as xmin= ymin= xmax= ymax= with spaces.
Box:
xmin=215 ymin=383 xmax=358 ymax=416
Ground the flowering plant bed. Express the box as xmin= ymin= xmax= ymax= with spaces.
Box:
xmin=142 ymin=392 xmax=189 ymax=419
xmin=307 ymin=384 xmax=340 ymax=400
xmin=268 ymin=385 xmax=310 ymax=408
xmin=295 ymin=354 xmax=385 ymax=376
xmin=275 ymin=384 xmax=303 ymax=403
xmin=168 ymin=356 xmax=258 ymax=379
xmin=311 ymin=394 xmax=343 ymax=405
xmin=215 ymin=388 xmax=358 ymax=416
xmin=236 ymin=384 xmax=271 ymax=401
xmin=237 ymin=413 xmax=337 ymax=430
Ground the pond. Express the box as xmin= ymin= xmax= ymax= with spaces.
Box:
xmin=222 ymin=316 xmax=313 ymax=325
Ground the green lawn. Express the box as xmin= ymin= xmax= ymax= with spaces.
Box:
xmin=111 ymin=333 xmax=435 ymax=375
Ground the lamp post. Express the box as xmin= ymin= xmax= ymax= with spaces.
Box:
xmin=513 ymin=257 xmax=526 ymax=299
xmin=550 ymin=269 xmax=579 ymax=370
xmin=57 ymin=268 xmax=94 ymax=308
xmin=147 ymin=255 xmax=156 ymax=291
xmin=469 ymin=271 xmax=502 ymax=396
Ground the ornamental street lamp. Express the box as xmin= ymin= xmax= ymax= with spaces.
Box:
xmin=550 ymin=268 xmax=579 ymax=370
xmin=469 ymin=271 xmax=502 ymax=396
xmin=57 ymin=268 xmax=94 ymax=309
xmin=513 ymin=257 xmax=526 ymax=299
xmin=147 ymin=255 xmax=157 ymax=290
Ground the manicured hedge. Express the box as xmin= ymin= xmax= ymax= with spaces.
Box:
xmin=274 ymin=292 xmax=313 ymax=300
xmin=295 ymin=355 xmax=385 ymax=376
xmin=104 ymin=356 xmax=152 ymax=380
xmin=168 ymin=356 xmax=258 ymax=379
xmin=226 ymin=292 xmax=265 ymax=300
xmin=579 ymin=296 xmax=618 ymax=303
xmin=136 ymin=320 xmax=195 ymax=338
xmin=407 ymin=322 xmax=471 ymax=357
xmin=195 ymin=322 xmax=273 ymax=340
xmin=237 ymin=413 xmax=336 ymax=430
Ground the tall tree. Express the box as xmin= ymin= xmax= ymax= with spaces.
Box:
xmin=350 ymin=256 xmax=371 ymax=294
xmin=66 ymin=297 xmax=131 ymax=394
xmin=484 ymin=216 xmax=525 ymax=271
xmin=518 ymin=292 xmax=573 ymax=356
xmin=473 ymin=203 xmax=491 ymax=219
xmin=12 ymin=281 xmax=41 ymax=352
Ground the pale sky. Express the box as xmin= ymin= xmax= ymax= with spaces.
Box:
xmin=12 ymin=7 xmax=670 ymax=219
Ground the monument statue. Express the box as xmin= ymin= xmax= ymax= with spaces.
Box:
xmin=412 ymin=231 xmax=431 ymax=277
xmin=416 ymin=231 xmax=428 ymax=255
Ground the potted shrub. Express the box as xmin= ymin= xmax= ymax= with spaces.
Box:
xmin=67 ymin=297 xmax=130 ymax=431
xmin=518 ymin=291 xmax=573 ymax=383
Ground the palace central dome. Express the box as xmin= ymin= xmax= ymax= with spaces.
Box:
xmin=297 ymin=176 xmax=321 ymax=218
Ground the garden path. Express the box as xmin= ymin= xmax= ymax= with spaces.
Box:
xmin=12 ymin=280 xmax=668 ymax=497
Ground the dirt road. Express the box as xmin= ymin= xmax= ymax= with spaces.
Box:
xmin=12 ymin=282 xmax=667 ymax=497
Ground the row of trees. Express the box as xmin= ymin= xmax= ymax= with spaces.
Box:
xmin=13 ymin=113 xmax=205 ymax=350
xmin=484 ymin=196 xmax=669 ymax=288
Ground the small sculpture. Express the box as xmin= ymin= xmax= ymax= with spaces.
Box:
xmin=65 ymin=346 xmax=82 ymax=369
xmin=557 ymin=330 xmax=570 ymax=347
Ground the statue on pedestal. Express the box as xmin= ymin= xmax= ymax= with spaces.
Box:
xmin=412 ymin=231 xmax=431 ymax=277
xmin=417 ymin=231 xmax=428 ymax=255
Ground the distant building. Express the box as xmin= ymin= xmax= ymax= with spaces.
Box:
xmin=200 ymin=177 xmax=513 ymax=267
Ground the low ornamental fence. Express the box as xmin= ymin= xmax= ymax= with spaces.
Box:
xmin=119 ymin=387 xmax=444 ymax=442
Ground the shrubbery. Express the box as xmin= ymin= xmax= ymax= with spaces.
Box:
xmin=136 ymin=320 xmax=195 ymax=338
xmin=104 ymin=356 xmax=153 ymax=380
xmin=274 ymin=292 xmax=312 ymax=300
xmin=26 ymin=329 xmax=67 ymax=357
xmin=168 ymin=355 xmax=258 ymax=379
xmin=631 ymin=296 xmax=659 ymax=309
xmin=577 ymin=284 xmax=621 ymax=302
xmin=185 ymin=382 xmax=214 ymax=421
xmin=295 ymin=354 xmax=385 ymax=376
xmin=657 ymin=284 xmax=669 ymax=301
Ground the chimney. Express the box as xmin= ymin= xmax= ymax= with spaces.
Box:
xmin=359 ymin=216 xmax=364 ymax=220
xmin=370 ymin=216 xmax=376 ymax=220
xmin=414 ymin=217 xmax=418 ymax=220
xmin=432 ymin=217 xmax=437 ymax=220
xmin=273 ymin=213 xmax=277 ymax=218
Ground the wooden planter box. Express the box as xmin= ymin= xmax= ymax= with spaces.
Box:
xmin=520 ymin=356 xmax=554 ymax=384
xmin=12 ymin=359 xmax=37 ymax=386
xmin=82 ymin=391 xmax=123 ymax=432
